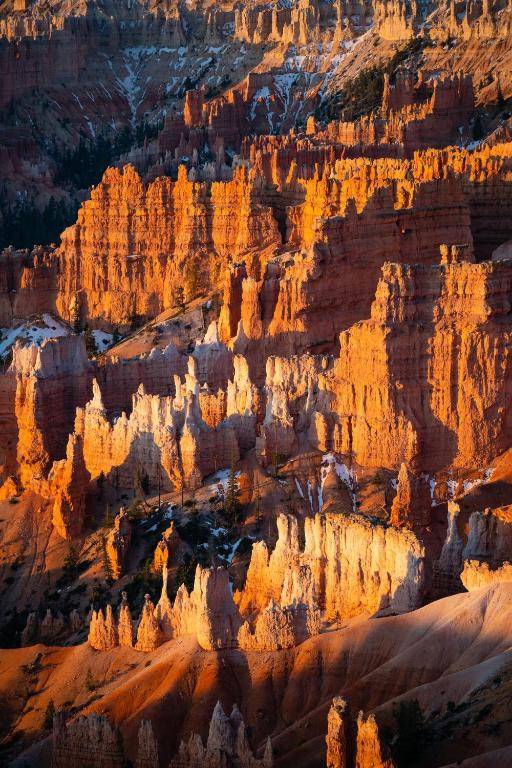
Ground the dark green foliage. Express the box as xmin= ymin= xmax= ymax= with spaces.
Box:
xmin=235 ymin=537 xmax=253 ymax=557
xmin=0 ymin=608 xmax=28 ymax=648
xmin=174 ymin=555 xmax=198 ymax=595
xmin=392 ymin=699 xmax=426 ymax=765
xmin=129 ymin=312 xmax=144 ymax=332
xmin=83 ymin=325 xmax=98 ymax=358
xmin=53 ymin=133 xmax=117 ymax=189
xmin=63 ymin=544 xmax=79 ymax=575
xmin=135 ymin=467 xmax=150 ymax=497
xmin=101 ymin=534 xmax=113 ymax=582
xmin=224 ymin=457 xmax=241 ymax=528
xmin=43 ymin=699 xmax=56 ymax=731
xmin=102 ymin=503 xmax=113 ymax=529
xmin=85 ymin=668 xmax=95 ymax=693
xmin=497 ymin=78 xmax=505 ymax=111
xmin=472 ymin=110 xmax=485 ymax=141
xmin=0 ymin=191 xmax=78 ymax=251
xmin=124 ymin=557 xmax=160 ymax=608
xmin=173 ymin=285 xmax=186 ymax=313
xmin=204 ymin=74 xmax=232 ymax=100
xmin=0 ymin=119 xmax=162 ymax=252
xmin=90 ymin=579 xmax=104 ymax=606
xmin=316 ymin=38 xmax=424 ymax=124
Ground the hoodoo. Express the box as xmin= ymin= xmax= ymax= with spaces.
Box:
xmin=1 ymin=0 xmax=512 ymax=765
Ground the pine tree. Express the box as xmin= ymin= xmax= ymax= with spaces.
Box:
xmin=85 ymin=668 xmax=95 ymax=692
xmin=173 ymin=285 xmax=186 ymax=314
xmin=225 ymin=454 xmax=241 ymax=528
xmin=83 ymin=325 xmax=98 ymax=357
xmin=102 ymin=503 xmax=112 ymax=529
xmin=497 ymin=77 xmax=505 ymax=111
xmin=254 ymin=488 xmax=263 ymax=530
xmin=184 ymin=259 xmax=200 ymax=301
xmin=63 ymin=544 xmax=79 ymax=575
xmin=101 ymin=534 xmax=113 ymax=582
xmin=43 ymin=699 xmax=56 ymax=730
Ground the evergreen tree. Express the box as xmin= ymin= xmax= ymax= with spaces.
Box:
xmin=85 ymin=668 xmax=95 ymax=692
xmin=472 ymin=111 xmax=484 ymax=141
xmin=392 ymin=699 xmax=426 ymax=764
xmin=63 ymin=543 xmax=79 ymax=575
xmin=497 ymin=77 xmax=505 ymax=111
xmin=173 ymin=285 xmax=186 ymax=313
xmin=101 ymin=534 xmax=113 ymax=582
xmin=184 ymin=259 xmax=200 ymax=301
xmin=225 ymin=454 xmax=241 ymax=528
xmin=43 ymin=699 xmax=56 ymax=730
xmin=83 ymin=325 xmax=98 ymax=357
xmin=135 ymin=466 xmax=150 ymax=498
xmin=102 ymin=503 xmax=112 ymax=528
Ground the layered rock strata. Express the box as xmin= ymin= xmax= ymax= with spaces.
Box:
xmin=236 ymin=513 xmax=425 ymax=621
xmin=169 ymin=701 xmax=273 ymax=768
xmin=331 ymin=259 xmax=512 ymax=470
xmin=52 ymin=712 xmax=125 ymax=768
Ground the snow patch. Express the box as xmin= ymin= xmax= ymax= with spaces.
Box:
xmin=92 ymin=330 xmax=114 ymax=351
xmin=0 ymin=314 xmax=70 ymax=359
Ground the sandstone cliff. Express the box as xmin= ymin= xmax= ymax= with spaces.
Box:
xmin=236 ymin=512 xmax=425 ymax=622
xmin=332 ymin=258 xmax=512 ymax=470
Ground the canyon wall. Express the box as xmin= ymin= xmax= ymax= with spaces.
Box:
xmin=331 ymin=258 xmax=512 ymax=470
xmin=55 ymin=165 xmax=281 ymax=329
xmin=235 ymin=513 xmax=425 ymax=621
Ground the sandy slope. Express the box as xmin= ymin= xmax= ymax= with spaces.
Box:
xmin=4 ymin=583 xmax=512 ymax=767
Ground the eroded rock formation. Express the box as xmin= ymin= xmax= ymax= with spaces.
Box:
xmin=52 ymin=713 xmax=125 ymax=768
xmin=169 ymin=701 xmax=273 ymax=768
xmin=236 ymin=513 xmax=425 ymax=622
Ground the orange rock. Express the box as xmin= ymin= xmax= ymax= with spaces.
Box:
xmin=326 ymin=697 xmax=351 ymax=768
xmin=48 ymin=434 xmax=90 ymax=540
xmin=390 ymin=463 xmax=432 ymax=529
xmin=106 ymin=508 xmax=132 ymax=579
xmin=355 ymin=712 xmax=395 ymax=768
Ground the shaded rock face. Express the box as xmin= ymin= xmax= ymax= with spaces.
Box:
xmin=236 ymin=513 xmax=425 ymax=622
xmin=47 ymin=433 xmax=90 ymax=539
xmin=169 ymin=701 xmax=273 ymax=768
xmin=52 ymin=712 xmax=125 ymax=768
xmin=434 ymin=502 xmax=512 ymax=595
xmin=136 ymin=720 xmax=160 ymax=768
xmin=461 ymin=559 xmax=512 ymax=591
xmin=20 ymin=607 xmax=72 ymax=646
xmin=331 ymin=259 xmax=512 ymax=471
xmin=11 ymin=335 xmax=92 ymax=488
xmin=76 ymin=371 xmax=238 ymax=493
